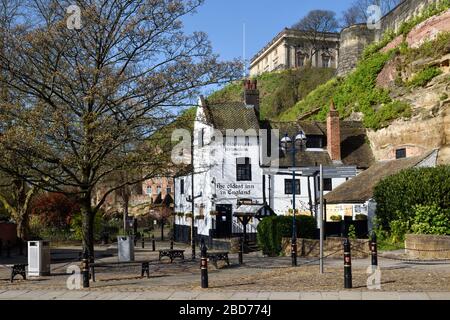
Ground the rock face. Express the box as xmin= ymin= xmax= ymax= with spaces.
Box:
xmin=407 ymin=9 xmax=450 ymax=48
xmin=370 ymin=9 xmax=450 ymax=165
xmin=367 ymin=101 xmax=450 ymax=164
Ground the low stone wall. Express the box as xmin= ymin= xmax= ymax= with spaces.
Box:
xmin=405 ymin=234 xmax=450 ymax=259
xmin=0 ymin=222 xmax=17 ymax=245
xmin=211 ymin=237 xmax=241 ymax=253
xmin=281 ymin=237 xmax=369 ymax=259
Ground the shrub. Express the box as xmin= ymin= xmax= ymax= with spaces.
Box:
xmin=411 ymin=204 xmax=450 ymax=235
xmin=257 ymin=215 xmax=316 ymax=256
xmin=389 ymin=218 xmax=411 ymax=243
xmin=31 ymin=193 xmax=80 ymax=229
xmin=348 ymin=225 xmax=357 ymax=240
xmin=70 ymin=212 xmax=104 ymax=241
xmin=373 ymin=166 xmax=450 ymax=231
xmin=407 ymin=67 xmax=443 ymax=88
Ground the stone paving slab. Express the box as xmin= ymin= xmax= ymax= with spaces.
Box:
xmin=0 ymin=290 xmax=29 ymax=299
xmin=1 ymin=290 xmax=450 ymax=300
xmin=54 ymin=291 xmax=90 ymax=300
xmin=168 ymin=291 xmax=201 ymax=300
xmin=269 ymin=292 xmax=301 ymax=300
xmin=300 ymin=292 xmax=324 ymax=300
xmin=398 ymin=292 xmax=430 ymax=300
xmin=229 ymin=292 xmax=260 ymax=300
xmin=361 ymin=291 xmax=400 ymax=300
xmin=427 ymin=292 xmax=450 ymax=300
xmin=320 ymin=292 xmax=340 ymax=300
xmin=195 ymin=292 xmax=235 ymax=300
xmin=338 ymin=291 xmax=362 ymax=300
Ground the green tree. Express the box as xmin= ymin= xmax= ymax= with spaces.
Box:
xmin=373 ymin=166 xmax=450 ymax=231
xmin=0 ymin=0 xmax=241 ymax=259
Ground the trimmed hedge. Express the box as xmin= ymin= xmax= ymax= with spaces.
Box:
xmin=257 ymin=215 xmax=316 ymax=256
xmin=373 ymin=166 xmax=450 ymax=231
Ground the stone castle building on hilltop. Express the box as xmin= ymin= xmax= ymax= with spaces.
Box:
xmin=250 ymin=0 xmax=437 ymax=77
xmin=249 ymin=29 xmax=340 ymax=77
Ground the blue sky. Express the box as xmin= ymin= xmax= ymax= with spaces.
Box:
xmin=183 ymin=0 xmax=355 ymax=66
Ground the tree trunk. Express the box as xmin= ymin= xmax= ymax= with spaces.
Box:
xmin=16 ymin=209 xmax=29 ymax=240
xmin=80 ymin=195 xmax=95 ymax=261
xmin=161 ymin=220 xmax=164 ymax=241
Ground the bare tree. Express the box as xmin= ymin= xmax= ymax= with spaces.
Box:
xmin=0 ymin=0 xmax=241 ymax=258
xmin=341 ymin=0 xmax=401 ymax=27
xmin=292 ymin=10 xmax=339 ymax=63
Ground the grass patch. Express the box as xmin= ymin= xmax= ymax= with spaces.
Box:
xmin=279 ymin=50 xmax=405 ymax=130
xmin=208 ymin=67 xmax=335 ymax=120
xmin=377 ymin=239 xmax=405 ymax=252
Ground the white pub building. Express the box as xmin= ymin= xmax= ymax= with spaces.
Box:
xmin=173 ymin=80 xmax=374 ymax=245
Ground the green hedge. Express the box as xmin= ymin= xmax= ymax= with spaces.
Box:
xmin=373 ymin=166 xmax=450 ymax=231
xmin=257 ymin=215 xmax=316 ymax=256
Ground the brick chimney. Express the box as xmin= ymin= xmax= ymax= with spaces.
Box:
xmin=327 ymin=100 xmax=341 ymax=162
xmin=243 ymin=79 xmax=260 ymax=119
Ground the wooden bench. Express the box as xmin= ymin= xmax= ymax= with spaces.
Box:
xmin=207 ymin=251 xmax=230 ymax=268
xmin=90 ymin=260 xmax=151 ymax=282
xmin=1 ymin=264 xmax=27 ymax=283
xmin=158 ymin=249 xmax=185 ymax=263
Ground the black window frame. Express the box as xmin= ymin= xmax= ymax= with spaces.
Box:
xmin=318 ymin=178 xmax=333 ymax=191
xmin=306 ymin=135 xmax=323 ymax=149
xmin=285 ymin=179 xmax=301 ymax=195
xmin=236 ymin=157 xmax=252 ymax=181
xmin=180 ymin=179 xmax=185 ymax=195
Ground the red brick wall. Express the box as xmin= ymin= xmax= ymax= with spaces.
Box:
xmin=0 ymin=223 xmax=17 ymax=244
xmin=327 ymin=107 xmax=341 ymax=161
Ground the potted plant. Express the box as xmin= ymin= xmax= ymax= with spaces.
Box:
xmin=209 ymin=210 xmax=219 ymax=216
xmin=176 ymin=212 xmax=185 ymax=218
xmin=330 ymin=215 xmax=342 ymax=222
xmin=195 ymin=215 xmax=205 ymax=220
xmin=355 ymin=214 xmax=368 ymax=221
xmin=185 ymin=213 xmax=193 ymax=219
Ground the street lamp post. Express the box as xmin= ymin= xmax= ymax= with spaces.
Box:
xmin=281 ymin=131 xmax=307 ymax=267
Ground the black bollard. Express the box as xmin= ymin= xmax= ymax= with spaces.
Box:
xmin=6 ymin=240 xmax=11 ymax=258
xmin=0 ymin=239 xmax=2 ymax=256
xmin=343 ymin=238 xmax=352 ymax=289
xmin=291 ymin=238 xmax=297 ymax=267
xmin=81 ymin=250 xmax=90 ymax=288
xmin=238 ymin=237 xmax=243 ymax=265
xmin=170 ymin=239 xmax=174 ymax=250
xmin=141 ymin=234 xmax=145 ymax=249
xmin=200 ymin=239 xmax=208 ymax=289
xmin=370 ymin=232 xmax=378 ymax=269
xmin=152 ymin=235 xmax=156 ymax=251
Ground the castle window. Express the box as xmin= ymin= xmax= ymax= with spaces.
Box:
xmin=396 ymin=148 xmax=406 ymax=159
xmin=322 ymin=55 xmax=331 ymax=68
xmin=180 ymin=179 xmax=185 ymax=195
xmin=296 ymin=53 xmax=306 ymax=67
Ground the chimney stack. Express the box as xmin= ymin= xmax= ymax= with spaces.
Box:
xmin=327 ymin=100 xmax=341 ymax=162
xmin=244 ymin=79 xmax=260 ymax=119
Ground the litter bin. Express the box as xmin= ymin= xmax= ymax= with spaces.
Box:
xmin=117 ymin=236 xmax=135 ymax=262
xmin=28 ymin=240 xmax=51 ymax=276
